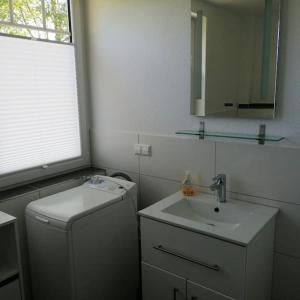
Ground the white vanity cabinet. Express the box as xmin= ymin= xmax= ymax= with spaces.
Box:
xmin=187 ymin=280 xmax=234 ymax=300
xmin=142 ymin=262 xmax=233 ymax=300
xmin=142 ymin=262 xmax=186 ymax=300
xmin=0 ymin=279 xmax=22 ymax=300
xmin=140 ymin=216 xmax=275 ymax=300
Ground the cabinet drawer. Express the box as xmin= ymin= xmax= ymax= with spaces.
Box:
xmin=0 ymin=279 xmax=21 ymax=300
xmin=141 ymin=217 xmax=246 ymax=299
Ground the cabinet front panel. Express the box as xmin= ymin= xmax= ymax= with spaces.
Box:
xmin=141 ymin=217 xmax=246 ymax=299
xmin=0 ymin=279 xmax=21 ymax=300
xmin=142 ymin=262 xmax=186 ymax=300
xmin=187 ymin=280 xmax=235 ymax=300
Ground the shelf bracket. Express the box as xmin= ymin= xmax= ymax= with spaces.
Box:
xmin=258 ymin=124 xmax=266 ymax=145
xmin=199 ymin=121 xmax=205 ymax=140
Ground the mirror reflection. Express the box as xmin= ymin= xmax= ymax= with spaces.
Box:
xmin=191 ymin=0 xmax=280 ymax=119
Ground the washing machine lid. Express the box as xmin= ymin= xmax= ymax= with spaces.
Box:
xmin=26 ymin=184 xmax=124 ymax=224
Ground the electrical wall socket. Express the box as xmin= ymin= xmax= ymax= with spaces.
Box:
xmin=134 ymin=144 xmax=152 ymax=156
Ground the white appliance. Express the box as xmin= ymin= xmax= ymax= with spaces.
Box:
xmin=26 ymin=176 xmax=139 ymax=300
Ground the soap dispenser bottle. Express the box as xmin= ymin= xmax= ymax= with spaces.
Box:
xmin=181 ymin=171 xmax=195 ymax=197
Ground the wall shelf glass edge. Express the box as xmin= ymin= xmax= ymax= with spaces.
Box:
xmin=176 ymin=130 xmax=285 ymax=142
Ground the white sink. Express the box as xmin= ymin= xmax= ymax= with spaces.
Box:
xmin=162 ymin=196 xmax=241 ymax=231
xmin=139 ymin=192 xmax=278 ymax=245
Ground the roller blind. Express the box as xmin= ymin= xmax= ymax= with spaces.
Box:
xmin=0 ymin=35 xmax=82 ymax=176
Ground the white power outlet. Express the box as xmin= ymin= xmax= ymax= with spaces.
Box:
xmin=134 ymin=144 xmax=152 ymax=156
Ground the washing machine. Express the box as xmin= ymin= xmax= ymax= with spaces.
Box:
xmin=26 ymin=175 xmax=139 ymax=300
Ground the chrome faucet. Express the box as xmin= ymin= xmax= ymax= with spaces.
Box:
xmin=210 ymin=174 xmax=226 ymax=203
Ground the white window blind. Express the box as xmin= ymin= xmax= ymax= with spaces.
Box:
xmin=0 ymin=35 xmax=81 ymax=176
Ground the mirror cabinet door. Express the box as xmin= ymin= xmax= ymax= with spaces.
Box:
xmin=191 ymin=0 xmax=281 ymax=119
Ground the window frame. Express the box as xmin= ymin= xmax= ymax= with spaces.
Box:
xmin=0 ymin=0 xmax=91 ymax=191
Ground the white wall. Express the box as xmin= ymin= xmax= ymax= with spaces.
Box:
xmin=85 ymin=0 xmax=300 ymax=299
xmin=86 ymin=0 xmax=300 ymax=138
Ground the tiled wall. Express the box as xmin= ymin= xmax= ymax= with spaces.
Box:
xmin=93 ymin=130 xmax=300 ymax=300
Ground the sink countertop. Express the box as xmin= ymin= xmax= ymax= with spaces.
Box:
xmin=138 ymin=191 xmax=278 ymax=246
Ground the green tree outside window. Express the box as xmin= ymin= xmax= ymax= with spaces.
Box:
xmin=0 ymin=0 xmax=70 ymax=42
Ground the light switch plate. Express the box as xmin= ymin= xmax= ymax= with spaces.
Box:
xmin=134 ymin=144 xmax=152 ymax=156
xmin=141 ymin=144 xmax=152 ymax=156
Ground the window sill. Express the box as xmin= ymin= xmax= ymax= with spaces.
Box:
xmin=0 ymin=167 xmax=105 ymax=202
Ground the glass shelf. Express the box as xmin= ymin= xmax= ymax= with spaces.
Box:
xmin=176 ymin=130 xmax=285 ymax=142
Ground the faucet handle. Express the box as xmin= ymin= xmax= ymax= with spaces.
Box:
xmin=212 ymin=175 xmax=218 ymax=182
xmin=213 ymin=174 xmax=226 ymax=182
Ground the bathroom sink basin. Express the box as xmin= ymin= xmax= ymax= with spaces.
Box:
xmin=162 ymin=196 xmax=241 ymax=231
xmin=139 ymin=192 xmax=278 ymax=245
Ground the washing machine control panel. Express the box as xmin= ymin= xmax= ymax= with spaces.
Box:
xmin=85 ymin=176 xmax=130 ymax=195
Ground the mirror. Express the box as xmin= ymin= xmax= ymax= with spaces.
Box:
xmin=191 ymin=0 xmax=281 ymax=119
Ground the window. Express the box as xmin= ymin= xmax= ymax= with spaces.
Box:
xmin=0 ymin=0 xmax=87 ymax=183
xmin=0 ymin=0 xmax=71 ymax=43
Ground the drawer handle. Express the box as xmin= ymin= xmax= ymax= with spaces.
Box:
xmin=153 ymin=245 xmax=220 ymax=271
